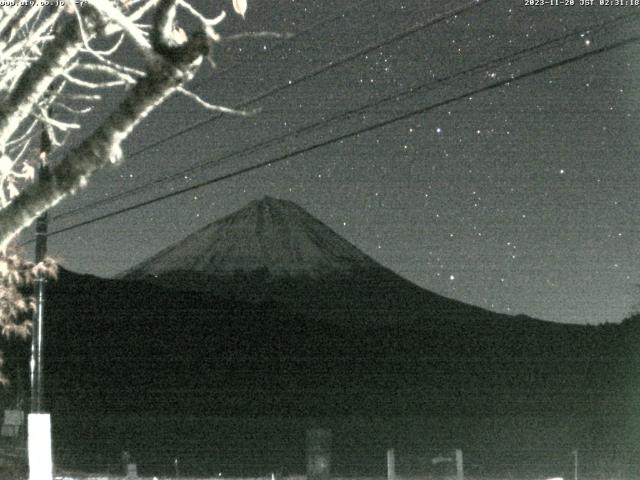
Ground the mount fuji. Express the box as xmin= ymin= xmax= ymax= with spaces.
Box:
xmin=121 ymin=196 xmax=507 ymax=329
xmin=4 ymin=197 xmax=634 ymax=474
xmin=123 ymin=196 xmax=379 ymax=277
xmin=26 ymin=195 xmax=624 ymax=424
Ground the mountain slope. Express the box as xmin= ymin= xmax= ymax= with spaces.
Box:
xmin=8 ymin=197 xmax=633 ymax=475
xmin=0 ymin=287 xmax=630 ymax=475
xmin=122 ymin=196 xmax=379 ymax=278
xmin=11 ymin=267 xmax=632 ymax=477
xmin=26 ymin=268 xmax=623 ymax=418
xmin=121 ymin=197 xmax=521 ymax=329
xmin=112 ymin=197 xmax=634 ymax=420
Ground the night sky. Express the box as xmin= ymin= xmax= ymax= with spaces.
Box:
xmin=23 ymin=0 xmax=640 ymax=325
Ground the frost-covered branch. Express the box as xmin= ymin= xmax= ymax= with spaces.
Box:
xmin=0 ymin=6 xmax=39 ymax=49
xmin=3 ymin=9 xmax=61 ymax=58
xmin=129 ymin=0 xmax=159 ymax=22
xmin=220 ymin=31 xmax=292 ymax=43
xmin=0 ymin=0 xmax=253 ymax=367
xmin=177 ymin=1 xmax=224 ymax=42
xmin=0 ymin=7 xmax=103 ymax=147
xmin=177 ymin=87 xmax=255 ymax=115
xmin=0 ymin=3 xmax=216 ymax=248
xmin=90 ymin=0 xmax=152 ymax=56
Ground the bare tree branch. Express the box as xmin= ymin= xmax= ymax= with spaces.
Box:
xmin=0 ymin=8 xmax=103 ymax=148
xmin=0 ymin=19 xmax=212 ymax=248
xmin=91 ymin=0 xmax=153 ymax=56
xmin=0 ymin=0 xmax=250 ymax=350
xmin=177 ymin=87 xmax=255 ymax=115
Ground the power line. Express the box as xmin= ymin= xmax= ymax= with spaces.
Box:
xmin=54 ymin=0 xmax=488 ymax=221
xmin=188 ymin=0 xmax=373 ymax=91
xmin=107 ymin=0 xmax=489 ymax=162
xmin=27 ymin=32 xmax=640 ymax=243
xmin=52 ymin=10 xmax=640 ymax=221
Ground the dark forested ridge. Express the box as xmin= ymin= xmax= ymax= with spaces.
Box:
xmin=3 ymin=196 xmax=639 ymax=475
xmin=10 ymin=267 xmax=635 ymax=422
xmin=1 ymin=267 xmax=637 ymax=476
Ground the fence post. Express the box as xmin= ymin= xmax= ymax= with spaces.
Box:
xmin=455 ymin=449 xmax=464 ymax=480
xmin=306 ymin=428 xmax=331 ymax=480
xmin=387 ymin=449 xmax=395 ymax=480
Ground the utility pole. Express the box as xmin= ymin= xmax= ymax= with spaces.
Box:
xmin=31 ymin=147 xmax=49 ymax=412
xmin=387 ymin=448 xmax=395 ymax=480
xmin=28 ymin=124 xmax=52 ymax=480
xmin=455 ymin=449 xmax=464 ymax=480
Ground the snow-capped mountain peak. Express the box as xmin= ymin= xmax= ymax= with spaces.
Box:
xmin=122 ymin=196 xmax=379 ymax=278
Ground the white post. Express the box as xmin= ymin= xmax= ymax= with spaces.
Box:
xmin=387 ymin=448 xmax=395 ymax=480
xmin=455 ymin=449 xmax=463 ymax=480
xmin=28 ymin=413 xmax=52 ymax=480
xmin=573 ymin=449 xmax=578 ymax=480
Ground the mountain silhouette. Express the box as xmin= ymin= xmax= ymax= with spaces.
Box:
xmin=113 ymin=197 xmax=630 ymax=415
xmin=122 ymin=196 xmax=379 ymax=277
xmin=122 ymin=196 xmax=523 ymax=329
xmin=2 ymin=197 xmax=636 ymax=476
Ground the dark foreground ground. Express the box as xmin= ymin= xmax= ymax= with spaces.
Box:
xmin=2 ymin=414 xmax=627 ymax=480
